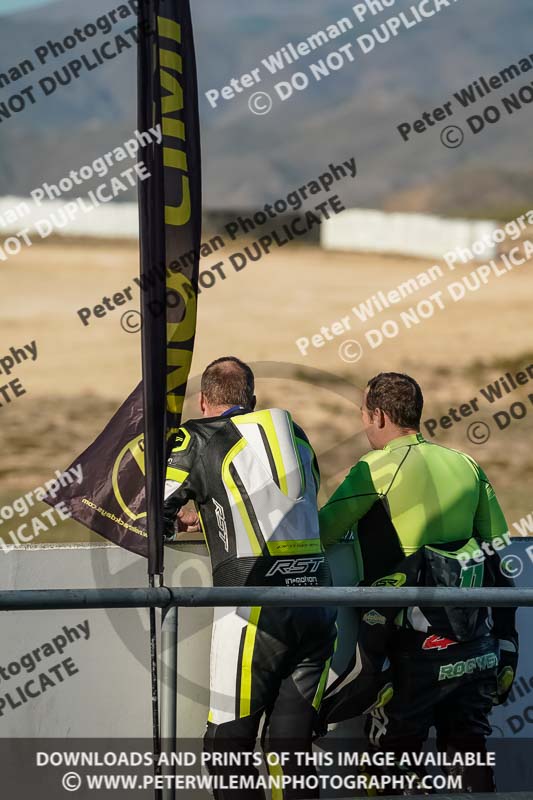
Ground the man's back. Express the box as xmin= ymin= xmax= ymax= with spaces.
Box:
xmin=320 ymin=432 xmax=508 ymax=582
xmin=319 ymin=374 xmax=517 ymax=792
xmin=171 ymin=358 xmax=338 ymax=800
xmin=164 ymin=407 xmax=331 ymax=587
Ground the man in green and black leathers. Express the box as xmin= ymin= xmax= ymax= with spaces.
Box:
xmin=319 ymin=372 xmax=518 ymax=794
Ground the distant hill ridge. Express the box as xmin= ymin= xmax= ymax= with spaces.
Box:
xmin=0 ymin=0 xmax=531 ymax=215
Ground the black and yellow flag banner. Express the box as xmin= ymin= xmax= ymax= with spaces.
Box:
xmin=46 ymin=0 xmax=202 ymax=571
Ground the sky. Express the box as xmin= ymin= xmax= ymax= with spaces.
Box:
xmin=0 ymin=0 xmax=55 ymax=13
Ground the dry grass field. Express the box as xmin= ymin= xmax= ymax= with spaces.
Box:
xmin=1 ymin=236 xmax=532 ymax=545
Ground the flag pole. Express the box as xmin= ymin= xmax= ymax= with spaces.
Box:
xmin=45 ymin=5 xmax=201 ymax=783
xmin=137 ymin=1 xmax=167 ymax=795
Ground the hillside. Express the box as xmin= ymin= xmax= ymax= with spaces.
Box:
xmin=0 ymin=0 xmax=531 ymax=213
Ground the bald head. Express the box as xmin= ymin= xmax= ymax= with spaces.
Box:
xmin=200 ymin=357 xmax=255 ymax=417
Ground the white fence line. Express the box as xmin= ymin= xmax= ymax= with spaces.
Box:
xmin=321 ymin=208 xmax=499 ymax=260
xmin=2 ymin=197 xmax=501 ymax=260
xmin=0 ymin=196 xmax=139 ymax=240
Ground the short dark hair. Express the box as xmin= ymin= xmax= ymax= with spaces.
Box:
xmin=365 ymin=372 xmax=423 ymax=429
xmin=201 ymin=357 xmax=255 ymax=408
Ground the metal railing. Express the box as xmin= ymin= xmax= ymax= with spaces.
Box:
xmin=1 ymin=586 xmax=532 ymax=610
xmin=1 ymin=586 xmax=531 ymax=800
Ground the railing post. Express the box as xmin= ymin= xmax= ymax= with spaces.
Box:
xmin=161 ymin=605 xmax=178 ymax=800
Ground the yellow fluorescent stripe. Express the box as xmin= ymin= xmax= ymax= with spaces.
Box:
xmin=267 ymin=539 xmax=322 ymax=556
xmin=157 ymin=16 xmax=181 ymax=43
xmin=239 ymin=607 xmax=261 ymax=718
xmin=163 ymin=146 xmax=188 ymax=170
xmin=111 ymin=435 xmax=146 ymax=522
xmin=129 ymin=440 xmax=145 ymax=473
xmin=267 ymin=759 xmax=284 ymax=800
xmin=162 ymin=117 xmax=185 ymax=140
xmin=222 ymin=440 xmax=262 ymax=557
xmin=376 ymin=685 xmax=394 ymax=708
xmin=312 ymin=657 xmax=332 ymax=711
xmin=233 ymin=412 xmax=297 ymax=496
xmin=251 ymin=410 xmax=288 ymax=495
xmin=207 ymin=710 xmax=214 ymax=723
xmin=166 ymin=467 xmax=189 ymax=484
xmin=165 ymin=177 xmax=191 ymax=227
xmin=160 ymin=70 xmax=184 ymax=115
xmin=171 ymin=428 xmax=191 ymax=453
xmin=159 ymin=48 xmax=183 ymax=73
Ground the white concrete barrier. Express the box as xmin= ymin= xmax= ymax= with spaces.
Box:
xmin=0 ymin=542 xmax=356 ymax=740
xmin=0 ymin=543 xmax=212 ymax=738
xmin=0 ymin=196 xmax=139 ymax=240
xmin=322 ymin=208 xmax=499 ymax=261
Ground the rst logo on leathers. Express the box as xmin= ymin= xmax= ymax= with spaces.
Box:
xmin=266 ymin=557 xmax=325 ymax=576
xmin=265 ymin=556 xmax=325 ymax=585
xmin=212 ymin=498 xmax=229 ymax=552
